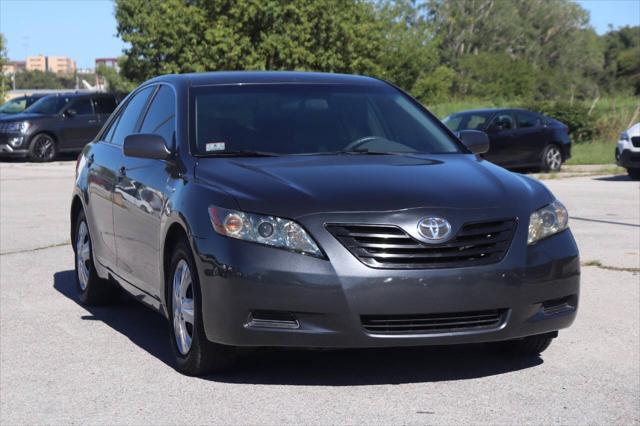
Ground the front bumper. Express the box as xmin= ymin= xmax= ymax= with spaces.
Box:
xmin=0 ymin=133 xmax=29 ymax=157
xmin=616 ymin=148 xmax=640 ymax=170
xmin=192 ymin=209 xmax=580 ymax=348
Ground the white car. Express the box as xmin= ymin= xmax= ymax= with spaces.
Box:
xmin=616 ymin=123 xmax=640 ymax=180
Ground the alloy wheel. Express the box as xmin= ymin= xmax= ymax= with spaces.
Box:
xmin=546 ymin=146 xmax=562 ymax=171
xmin=76 ymin=221 xmax=91 ymax=291
xmin=33 ymin=135 xmax=55 ymax=161
xmin=172 ymin=259 xmax=195 ymax=355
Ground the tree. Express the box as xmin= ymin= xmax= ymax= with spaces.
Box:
xmin=601 ymin=26 xmax=640 ymax=94
xmin=0 ymin=33 xmax=8 ymax=100
xmin=14 ymin=70 xmax=75 ymax=90
xmin=116 ymin=0 xmax=385 ymax=82
xmin=426 ymin=0 xmax=603 ymax=99
xmin=96 ymin=59 xmax=137 ymax=93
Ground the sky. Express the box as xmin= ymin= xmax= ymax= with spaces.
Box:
xmin=1 ymin=0 xmax=639 ymax=69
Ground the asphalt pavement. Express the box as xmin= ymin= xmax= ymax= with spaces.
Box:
xmin=1 ymin=161 xmax=638 ymax=425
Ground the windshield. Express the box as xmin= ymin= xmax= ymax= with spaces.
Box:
xmin=0 ymin=97 xmax=27 ymax=114
xmin=25 ymin=95 xmax=71 ymax=115
xmin=191 ymin=84 xmax=461 ymax=156
xmin=443 ymin=112 xmax=493 ymax=131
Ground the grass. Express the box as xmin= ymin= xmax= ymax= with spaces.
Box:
xmin=566 ymin=141 xmax=616 ymax=165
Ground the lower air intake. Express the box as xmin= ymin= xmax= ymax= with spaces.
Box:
xmin=361 ymin=309 xmax=506 ymax=335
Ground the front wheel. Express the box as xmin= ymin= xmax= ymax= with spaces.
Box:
xmin=541 ymin=144 xmax=563 ymax=172
xmin=627 ymin=168 xmax=640 ymax=181
xmin=167 ymin=239 xmax=236 ymax=375
xmin=499 ymin=333 xmax=554 ymax=356
xmin=74 ymin=210 xmax=119 ymax=305
xmin=28 ymin=133 xmax=58 ymax=162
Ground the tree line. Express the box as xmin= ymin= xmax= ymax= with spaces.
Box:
xmin=1 ymin=1 xmax=638 ymax=104
xmin=113 ymin=0 xmax=639 ymax=103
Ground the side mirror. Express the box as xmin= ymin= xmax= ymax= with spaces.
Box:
xmin=65 ymin=109 xmax=77 ymax=118
xmin=123 ymin=134 xmax=171 ymax=160
xmin=457 ymin=130 xmax=490 ymax=154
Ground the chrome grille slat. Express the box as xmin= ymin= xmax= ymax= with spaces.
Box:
xmin=326 ymin=219 xmax=516 ymax=269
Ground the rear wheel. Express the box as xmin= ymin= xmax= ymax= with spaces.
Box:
xmin=28 ymin=133 xmax=57 ymax=162
xmin=541 ymin=144 xmax=562 ymax=172
xmin=167 ymin=239 xmax=236 ymax=375
xmin=500 ymin=333 xmax=555 ymax=356
xmin=627 ymin=168 xmax=640 ymax=180
xmin=74 ymin=210 xmax=119 ymax=305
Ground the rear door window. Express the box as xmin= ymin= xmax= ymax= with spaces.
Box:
xmin=515 ymin=111 xmax=540 ymax=128
xmin=93 ymin=96 xmax=118 ymax=115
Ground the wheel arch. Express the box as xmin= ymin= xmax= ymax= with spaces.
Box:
xmin=70 ymin=195 xmax=84 ymax=251
xmin=161 ymin=221 xmax=192 ymax=316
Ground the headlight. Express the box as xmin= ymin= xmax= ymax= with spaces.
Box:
xmin=620 ymin=132 xmax=630 ymax=142
xmin=528 ymin=200 xmax=569 ymax=245
xmin=5 ymin=121 xmax=30 ymax=133
xmin=208 ymin=206 xmax=323 ymax=257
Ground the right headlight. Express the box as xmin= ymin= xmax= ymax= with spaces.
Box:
xmin=528 ymin=200 xmax=569 ymax=245
xmin=208 ymin=206 xmax=323 ymax=257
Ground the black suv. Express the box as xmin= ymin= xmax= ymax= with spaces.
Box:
xmin=443 ymin=108 xmax=571 ymax=172
xmin=0 ymin=92 xmax=121 ymax=161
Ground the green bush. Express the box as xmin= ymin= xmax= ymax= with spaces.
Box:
xmin=523 ymin=101 xmax=598 ymax=143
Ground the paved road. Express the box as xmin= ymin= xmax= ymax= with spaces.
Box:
xmin=1 ymin=161 xmax=638 ymax=425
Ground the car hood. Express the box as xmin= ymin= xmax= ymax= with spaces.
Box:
xmin=0 ymin=112 xmax=49 ymax=122
xmin=194 ymin=154 xmax=553 ymax=218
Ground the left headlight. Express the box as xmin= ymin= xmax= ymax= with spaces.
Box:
xmin=528 ymin=200 xmax=569 ymax=245
xmin=5 ymin=121 xmax=30 ymax=133
xmin=208 ymin=206 xmax=323 ymax=257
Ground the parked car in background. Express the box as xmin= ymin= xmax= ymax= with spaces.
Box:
xmin=71 ymin=72 xmax=579 ymax=376
xmin=443 ymin=108 xmax=571 ymax=172
xmin=616 ymin=123 xmax=640 ymax=180
xmin=0 ymin=93 xmax=50 ymax=117
xmin=0 ymin=92 xmax=121 ymax=161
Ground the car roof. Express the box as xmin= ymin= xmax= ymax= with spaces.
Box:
xmin=449 ymin=108 xmax=539 ymax=115
xmin=146 ymin=71 xmax=388 ymax=88
xmin=40 ymin=92 xmax=114 ymax=99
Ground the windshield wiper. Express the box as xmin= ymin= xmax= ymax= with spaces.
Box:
xmin=297 ymin=149 xmax=414 ymax=156
xmin=206 ymin=150 xmax=280 ymax=157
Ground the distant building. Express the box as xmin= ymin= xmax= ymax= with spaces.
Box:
xmin=26 ymin=55 xmax=77 ymax=75
xmin=2 ymin=60 xmax=26 ymax=75
xmin=77 ymin=68 xmax=95 ymax=75
xmin=95 ymin=58 xmax=120 ymax=73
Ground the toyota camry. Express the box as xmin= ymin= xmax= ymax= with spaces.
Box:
xmin=70 ymin=72 xmax=580 ymax=376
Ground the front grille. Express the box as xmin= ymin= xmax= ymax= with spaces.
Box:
xmin=631 ymin=136 xmax=640 ymax=148
xmin=361 ymin=309 xmax=506 ymax=334
xmin=326 ymin=219 xmax=516 ymax=269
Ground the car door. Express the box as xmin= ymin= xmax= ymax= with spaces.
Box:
xmin=113 ymin=85 xmax=176 ymax=297
xmin=85 ymin=120 xmax=123 ymax=271
xmin=483 ymin=112 xmax=516 ymax=166
xmin=61 ymin=97 xmax=101 ymax=149
xmin=512 ymin=111 xmax=544 ymax=165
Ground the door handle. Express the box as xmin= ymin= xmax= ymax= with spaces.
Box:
xmin=88 ymin=119 xmax=98 ymax=124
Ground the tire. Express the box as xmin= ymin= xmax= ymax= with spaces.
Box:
xmin=627 ymin=168 xmax=640 ymax=181
xmin=541 ymin=144 xmax=563 ymax=172
xmin=500 ymin=333 xmax=554 ymax=356
xmin=74 ymin=210 xmax=119 ymax=305
xmin=28 ymin=133 xmax=58 ymax=162
xmin=167 ymin=239 xmax=236 ymax=376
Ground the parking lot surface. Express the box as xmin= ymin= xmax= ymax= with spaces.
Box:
xmin=1 ymin=161 xmax=638 ymax=425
